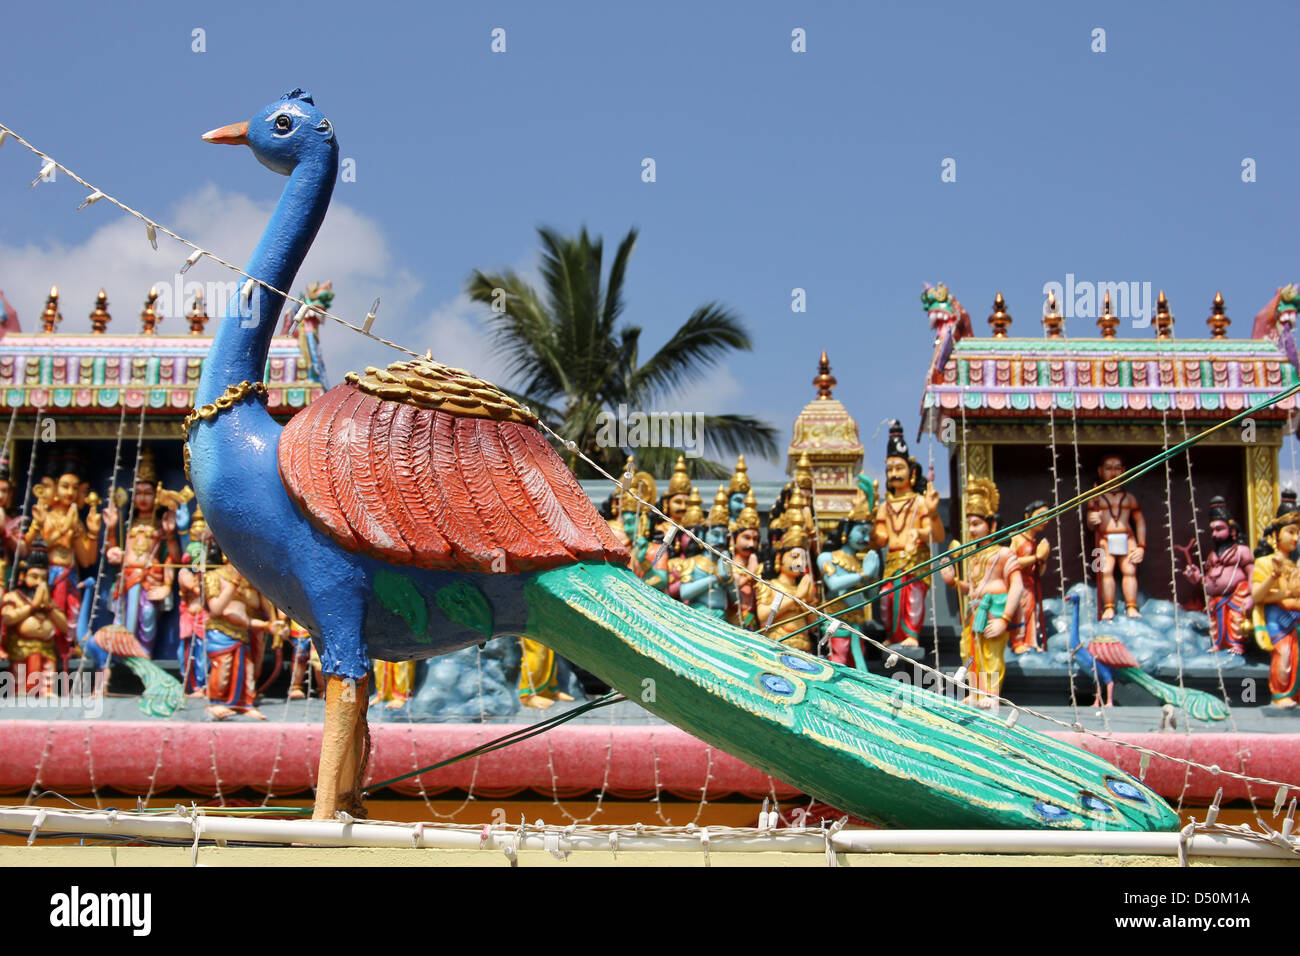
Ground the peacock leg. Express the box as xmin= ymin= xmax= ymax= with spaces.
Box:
xmin=336 ymin=676 xmax=371 ymax=818
xmin=313 ymin=674 xmax=368 ymax=820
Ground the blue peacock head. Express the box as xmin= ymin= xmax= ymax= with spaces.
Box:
xmin=202 ymin=89 xmax=338 ymax=175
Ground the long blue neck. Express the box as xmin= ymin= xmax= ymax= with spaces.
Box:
xmin=196 ymin=152 xmax=336 ymax=407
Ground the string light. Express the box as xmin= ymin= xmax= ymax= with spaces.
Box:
xmin=362 ymin=297 xmax=381 ymax=334
xmin=180 ymin=248 xmax=204 ymax=273
xmin=29 ymin=160 xmax=55 ymax=187
xmin=76 ymin=189 xmax=105 ymax=210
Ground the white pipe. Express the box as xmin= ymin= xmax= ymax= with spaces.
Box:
xmin=830 ymin=829 xmax=1300 ymax=861
xmin=1 ymin=807 xmax=1295 ymax=860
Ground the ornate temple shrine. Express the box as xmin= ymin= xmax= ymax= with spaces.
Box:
xmin=787 ymin=351 xmax=865 ymax=533
xmin=922 ymin=288 xmax=1295 ymax=607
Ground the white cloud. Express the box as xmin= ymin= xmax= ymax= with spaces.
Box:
xmin=0 ymin=183 xmax=420 ymax=384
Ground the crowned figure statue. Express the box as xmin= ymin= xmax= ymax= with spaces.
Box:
xmin=817 ymin=497 xmax=882 ymax=666
xmin=756 ymin=523 xmax=818 ymax=652
xmin=871 ymin=421 xmax=943 ymax=646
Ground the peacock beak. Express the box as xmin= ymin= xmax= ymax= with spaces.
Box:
xmin=201 ymin=121 xmax=250 ymax=146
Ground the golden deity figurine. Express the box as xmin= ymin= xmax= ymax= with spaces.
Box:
xmin=518 ymin=638 xmax=575 ymax=709
xmin=871 ymin=420 xmax=943 ymax=646
xmin=621 ymin=469 xmax=657 ymax=577
xmin=1250 ymin=503 xmax=1300 ymax=708
xmin=23 ymin=470 xmax=101 ymax=665
xmin=756 ymin=524 xmax=818 ymax=652
xmin=202 ymin=557 xmax=285 ymax=720
xmin=939 ymin=478 xmax=1023 ymax=708
xmin=1 ymin=542 xmax=67 ymax=697
xmin=371 ymin=658 xmax=418 ymax=709
xmin=728 ymin=490 xmax=763 ymax=628
xmin=103 ymin=449 xmax=184 ymax=656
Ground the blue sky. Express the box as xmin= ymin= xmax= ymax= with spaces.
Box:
xmin=0 ymin=0 xmax=1297 ymax=487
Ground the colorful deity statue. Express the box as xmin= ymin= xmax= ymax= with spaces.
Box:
xmin=284 ymin=279 xmax=331 ymax=387
xmin=518 ymin=638 xmax=575 ymax=709
xmin=621 ymin=467 xmax=657 ymax=577
xmin=667 ymin=488 xmax=732 ymax=618
xmin=23 ymin=468 xmax=101 ymax=665
xmin=871 ymin=421 xmax=943 ymax=646
xmin=0 ymin=458 xmax=22 ymax=587
xmin=921 ymin=282 xmax=973 ymax=384
xmin=817 ymin=498 xmax=882 ymax=666
xmin=644 ymin=457 xmax=692 ymax=593
xmin=103 ymin=449 xmax=190 ymax=655
xmin=176 ymin=506 xmax=212 ymax=696
xmin=756 ymin=523 xmax=817 ymax=652
xmin=728 ymin=490 xmax=763 ymax=629
xmin=1250 ymin=502 xmax=1300 ymax=707
xmin=727 ymin=455 xmax=751 ymax=528
xmin=1084 ymin=453 xmax=1147 ymax=620
xmin=940 ymin=479 xmax=1023 ymax=707
xmin=1183 ymin=496 xmax=1254 ymax=655
xmin=1010 ymin=500 xmax=1052 ymax=653
xmin=605 ymin=456 xmax=636 ymax=547
xmin=202 ymin=549 xmax=283 ymax=720
xmin=371 ymin=658 xmax=418 ymax=710
xmin=1251 ymin=283 xmax=1300 ymax=370
xmin=1 ymin=540 xmax=67 ymax=696
xmin=790 ymin=453 xmax=819 ymax=552
xmin=660 ymin=454 xmax=692 ymax=531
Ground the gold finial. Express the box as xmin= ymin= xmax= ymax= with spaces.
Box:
xmin=89 ymin=289 xmax=111 ymax=334
xmin=187 ymin=291 xmax=210 ymax=335
xmin=795 ymin=451 xmax=813 ymax=490
xmin=812 ymin=350 xmax=837 ymax=399
xmin=708 ymin=484 xmax=730 ymax=526
xmin=189 ymin=500 xmax=207 ymax=539
xmin=728 ymin=455 xmax=751 ymax=494
xmin=682 ymin=487 xmax=705 ymax=527
xmin=140 ymin=286 xmax=161 ymax=335
xmin=1207 ymin=290 xmax=1230 ymax=338
xmin=734 ymin=489 xmax=761 ymax=531
xmin=1154 ymin=289 xmax=1174 ymax=339
xmin=987 ymin=291 xmax=1012 ymax=337
xmin=1043 ymin=288 xmax=1064 ymax=338
xmin=1097 ymin=290 xmax=1119 ymax=338
xmin=667 ymin=454 xmax=691 ymax=497
xmin=40 ymin=286 xmax=61 ymax=334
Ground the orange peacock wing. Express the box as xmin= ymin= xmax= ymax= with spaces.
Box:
xmin=1089 ymin=634 xmax=1140 ymax=670
xmin=277 ymin=359 xmax=629 ymax=573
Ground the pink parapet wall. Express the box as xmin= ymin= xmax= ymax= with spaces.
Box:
xmin=0 ymin=720 xmax=1288 ymax=806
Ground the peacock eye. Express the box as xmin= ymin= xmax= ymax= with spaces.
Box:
xmin=274 ymin=114 xmax=292 ymax=132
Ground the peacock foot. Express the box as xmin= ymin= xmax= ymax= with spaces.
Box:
xmin=313 ymin=674 xmax=371 ymax=821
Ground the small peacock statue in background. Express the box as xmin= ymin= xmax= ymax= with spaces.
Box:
xmin=1066 ymin=593 xmax=1228 ymax=721
xmin=184 ymin=89 xmax=1179 ymax=831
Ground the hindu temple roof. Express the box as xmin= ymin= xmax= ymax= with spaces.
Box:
xmin=788 ymin=351 xmax=864 ymax=468
xmin=0 ymin=286 xmax=327 ymax=418
xmin=0 ymin=333 xmax=322 ymax=417
xmin=923 ymin=336 xmax=1298 ymax=421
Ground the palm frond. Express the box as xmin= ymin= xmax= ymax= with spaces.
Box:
xmin=628 ymin=303 xmax=753 ymax=402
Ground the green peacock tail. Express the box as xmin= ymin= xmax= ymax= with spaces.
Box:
xmin=121 ymin=657 xmax=184 ymax=719
xmin=525 ymin=563 xmax=1179 ymax=831
xmin=1118 ymin=667 xmax=1230 ymax=722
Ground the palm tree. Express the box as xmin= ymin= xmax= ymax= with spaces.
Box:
xmin=466 ymin=226 xmax=778 ymax=479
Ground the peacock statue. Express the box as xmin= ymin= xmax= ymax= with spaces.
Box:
xmin=1066 ymin=593 xmax=1229 ymax=721
xmin=186 ymin=90 xmax=1178 ymax=831
xmin=74 ymin=577 xmax=183 ymax=718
